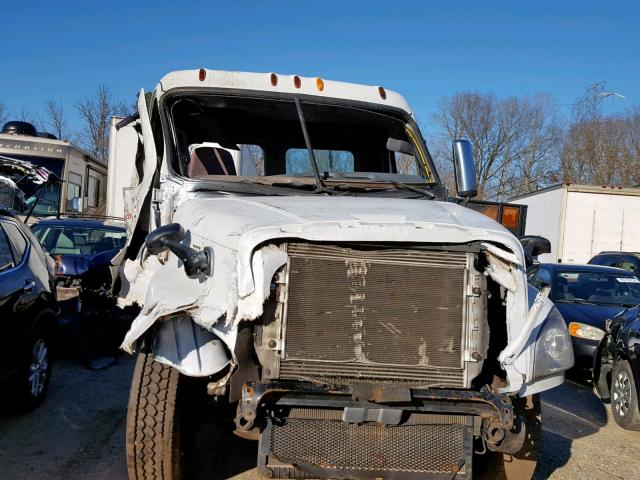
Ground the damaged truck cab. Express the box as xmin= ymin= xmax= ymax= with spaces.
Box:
xmin=114 ymin=69 xmax=573 ymax=480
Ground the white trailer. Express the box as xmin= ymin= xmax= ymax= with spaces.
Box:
xmin=106 ymin=116 xmax=135 ymax=219
xmin=511 ymin=184 xmax=640 ymax=264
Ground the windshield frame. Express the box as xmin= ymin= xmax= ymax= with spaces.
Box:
xmin=157 ymin=88 xmax=443 ymax=196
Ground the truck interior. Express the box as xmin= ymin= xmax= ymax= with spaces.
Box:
xmin=165 ymin=94 xmax=437 ymax=185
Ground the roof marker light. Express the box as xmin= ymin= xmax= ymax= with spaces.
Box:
xmin=316 ymin=77 xmax=324 ymax=91
xmin=198 ymin=68 xmax=206 ymax=81
xmin=378 ymin=86 xmax=387 ymax=100
xmin=294 ymin=75 xmax=301 ymax=89
xmin=270 ymin=73 xmax=278 ymax=86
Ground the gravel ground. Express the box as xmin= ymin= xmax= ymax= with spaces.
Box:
xmin=1 ymin=356 xmax=639 ymax=479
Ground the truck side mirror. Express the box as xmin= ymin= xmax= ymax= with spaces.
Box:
xmin=145 ymin=223 xmax=214 ymax=277
xmin=145 ymin=223 xmax=185 ymax=255
xmin=452 ymin=140 xmax=477 ymax=198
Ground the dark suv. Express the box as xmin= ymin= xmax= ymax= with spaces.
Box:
xmin=589 ymin=252 xmax=640 ymax=275
xmin=0 ymin=210 xmax=58 ymax=411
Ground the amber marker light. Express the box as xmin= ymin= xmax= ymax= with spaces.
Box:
xmin=378 ymin=86 xmax=387 ymax=99
xmin=270 ymin=73 xmax=278 ymax=86
xmin=198 ymin=68 xmax=206 ymax=81
xmin=316 ymin=77 xmax=324 ymax=91
xmin=293 ymin=75 xmax=301 ymax=88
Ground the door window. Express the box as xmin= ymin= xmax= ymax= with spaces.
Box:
xmin=0 ymin=226 xmax=15 ymax=273
xmin=530 ymin=267 xmax=552 ymax=291
xmin=2 ymin=222 xmax=28 ymax=264
xmin=87 ymin=174 xmax=100 ymax=208
xmin=619 ymin=257 xmax=640 ymax=274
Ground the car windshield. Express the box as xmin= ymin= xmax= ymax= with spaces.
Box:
xmin=551 ymin=270 xmax=640 ymax=307
xmin=166 ymin=94 xmax=438 ymax=192
xmin=31 ymin=224 xmax=127 ymax=255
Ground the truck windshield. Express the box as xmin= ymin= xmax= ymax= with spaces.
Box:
xmin=166 ymin=94 xmax=438 ymax=191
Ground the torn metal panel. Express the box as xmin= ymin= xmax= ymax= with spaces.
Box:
xmin=153 ymin=314 xmax=230 ymax=376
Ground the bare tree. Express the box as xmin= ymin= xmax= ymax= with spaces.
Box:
xmin=432 ymin=92 xmax=561 ymax=200
xmin=0 ymin=102 xmax=7 ymax=126
xmin=244 ymin=144 xmax=265 ymax=175
xmin=44 ymin=100 xmax=67 ymax=139
xmin=76 ymin=85 xmax=130 ymax=162
xmin=16 ymin=107 xmax=40 ymax=126
xmin=561 ymin=84 xmax=640 ymax=187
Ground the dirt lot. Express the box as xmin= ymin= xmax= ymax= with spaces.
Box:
xmin=1 ymin=355 xmax=639 ymax=480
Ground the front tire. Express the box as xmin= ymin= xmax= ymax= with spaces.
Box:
xmin=610 ymin=360 xmax=640 ymax=431
xmin=126 ymin=350 xmax=183 ymax=480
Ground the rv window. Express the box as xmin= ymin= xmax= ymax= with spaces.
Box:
xmin=87 ymin=175 xmax=100 ymax=208
xmin=66 ymin=172 xmax=82 ymax=211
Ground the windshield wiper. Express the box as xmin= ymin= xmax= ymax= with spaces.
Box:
xmin=390 ymin=181 xmax=436 ymax=199
xmin=294 ymin=98 xmax=335 ymax=194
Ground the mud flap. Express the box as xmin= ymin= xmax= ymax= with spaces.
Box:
xmin=592 ymin=337 xmax=611 ymax=400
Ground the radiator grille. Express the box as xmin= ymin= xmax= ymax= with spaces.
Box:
xmin=267 ymin=418 xmax=469 ymax=476
xmin=280 ymin=243 xmax=467 ymax=387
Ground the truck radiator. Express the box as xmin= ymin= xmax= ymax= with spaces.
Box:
xmin=279 ymin=243 xmax=469 ymax=388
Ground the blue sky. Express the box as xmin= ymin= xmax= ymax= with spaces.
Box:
xmin=1 ymin=1 xmax=638 ymax=134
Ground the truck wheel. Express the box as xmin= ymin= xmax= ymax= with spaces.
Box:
xmin=610 ymin=360 xmax=640 ymax=431
xmin=476 ymin=394 xmax=541 ymax=480
xmin=126 ymin=350 xmax=183 ymax=480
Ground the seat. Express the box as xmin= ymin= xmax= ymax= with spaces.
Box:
xmin=188 ymin=146 xmax=237 ymax=177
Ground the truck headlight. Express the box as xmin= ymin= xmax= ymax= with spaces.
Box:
xmin=568 ymin=322 xmax=605 ymax=341
xmin=533 ymin=306 xmax=574 ymax=380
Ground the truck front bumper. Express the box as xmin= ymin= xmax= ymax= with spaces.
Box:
xmin=237 ymin=382 xmax=518 ymax=480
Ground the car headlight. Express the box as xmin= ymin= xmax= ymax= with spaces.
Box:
xmin=568 ymin=322 xmax=605 ymax=341
xmin=533 ymin=306 xmax=574 ymax=380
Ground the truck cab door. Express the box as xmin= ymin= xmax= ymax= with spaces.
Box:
xmin=113 ymin=89 xmax=158 ymax=264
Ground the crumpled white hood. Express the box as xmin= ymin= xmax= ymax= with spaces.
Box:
xmin=120 ymin=195 xmax=532 ymax=389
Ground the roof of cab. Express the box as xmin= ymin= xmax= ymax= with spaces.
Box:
xmin=156 ymin=69 xmax=412 ymax=115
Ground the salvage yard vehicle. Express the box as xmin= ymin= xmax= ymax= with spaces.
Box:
xmin=594 ymin=306 xmax=640 ymax=430
xmin=30 ymin=217 xmax=130 ymax=364
xmin=528 ymin=263 xmax=640 ymax=371
xmin=0 ymin=120 xmax=107 ymax=219
xmin=113 ymin=69 xmax=574 ymax=479
xmin=0 ymin=209 xmax=58 ymax=411
xmin=589 ymin=251 xmax=640 ymax=275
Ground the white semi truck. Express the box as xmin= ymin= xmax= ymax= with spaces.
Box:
xmin=111 ymin=69 xmax=573 ymax=480
xmin=511 ymin=184 xmax=640 ymax=264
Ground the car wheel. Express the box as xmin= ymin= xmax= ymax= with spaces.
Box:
xmin=610 ymin=360 xmax=640 ymax=431
xmin=475 ymin=394 xmax=541 ymax=480
xmin=10 ymin=333 xmax=53 ymax=412
xmin=126 ymin=350 xmax=184 ymax=480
